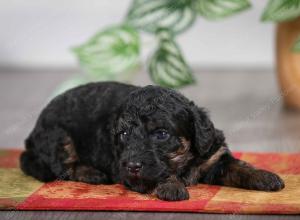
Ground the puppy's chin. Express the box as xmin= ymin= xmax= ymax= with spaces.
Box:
xmin=123 ymin=176 xmax=156 ymax=194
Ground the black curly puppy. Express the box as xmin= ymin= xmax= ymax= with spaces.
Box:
xmin=20 ymin=82 xmax=284 ymax=201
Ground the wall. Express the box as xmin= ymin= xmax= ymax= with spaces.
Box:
xmin=0 ymin=0 xmax=274 ymax=69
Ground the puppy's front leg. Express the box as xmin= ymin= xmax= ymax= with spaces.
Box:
xmin=203 ymin=155 xmax=285 ymax=191
xmin=155 ymin=176 xmax=189 ymax=201
xmin=69 ymin=164 xmax=109 ymax=184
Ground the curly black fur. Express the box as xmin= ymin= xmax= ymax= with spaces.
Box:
xmin=20 ymin=82 xmax=284 ymax=201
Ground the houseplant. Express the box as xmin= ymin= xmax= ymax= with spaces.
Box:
xmin=54 ymin=0 xmax=252 ymax=95
xmin=262 ymin=0 xmax=300 ymax=109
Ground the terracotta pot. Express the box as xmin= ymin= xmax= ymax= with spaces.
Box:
xmin=276 ymin=17 xmax=300 ymax=110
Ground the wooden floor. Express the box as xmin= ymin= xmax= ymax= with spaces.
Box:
xmin=0 ymin=68 xmax=299 ymax=219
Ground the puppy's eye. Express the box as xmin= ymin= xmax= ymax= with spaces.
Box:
xmin=151 ymin=129 xmax=170 ymax=141
xmin=119 ymin=131 xmax=129 ymax=142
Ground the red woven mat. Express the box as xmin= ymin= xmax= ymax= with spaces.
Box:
xmin=0 ymin=149 xmax=299 ymax=214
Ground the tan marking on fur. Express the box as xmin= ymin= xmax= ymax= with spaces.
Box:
xmin=153 ymin=175 xmax=181 ymax=194
xmin=62 ymin=137 xmax=102 ymax=183
xmin=63 ymin=137 xmax=78 ymax=164
xmin=168 ymin=137 xmax=193 ymax=170
xmin=200 ymin=146 xmax=228 ymax=171
xmin=166 ymin=175 xmax=179 ymax=183
xmin=184 ymin=146 xmax=229 ymax=186
xmin=221 ymin=160 xmax=256 ymax=186
xmin=62 ymin=136 xmax=79 ymax=179
xmin=74 ymin=165 xmax=92 ymax=182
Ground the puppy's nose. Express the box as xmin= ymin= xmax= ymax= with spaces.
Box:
xmin=127 ymin=162 xmax=142 ymax=174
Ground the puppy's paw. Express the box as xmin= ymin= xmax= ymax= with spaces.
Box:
xmin=155 ymin=181 xmax=189 ymax=201
xmin=249 ymin=170 xmax=285 ymax=191
xmin=75 ymin=165 xmax=108 ymax=184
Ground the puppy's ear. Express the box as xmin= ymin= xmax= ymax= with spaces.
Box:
xmin=189 ymin=103 xmax=217 ymax=157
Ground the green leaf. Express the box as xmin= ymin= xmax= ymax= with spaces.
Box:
xmin=293 ymin=35 xmax=300 ymax=52
xmin=262 ymin=0 xmax=300 ymax=22
xmin=126 ymin=0 xmax=196 ymax=34
xmin=195 ymin=0 xmax=251 ymax=20
xmin=148 ymin=29 xmax=195 ymax=88
xmin=73 ymin=25 xmax=140 ymax=80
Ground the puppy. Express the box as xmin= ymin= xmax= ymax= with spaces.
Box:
xmin=20 ymin=82 xmax=284 ymax=201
